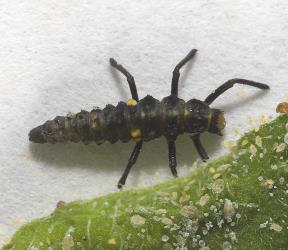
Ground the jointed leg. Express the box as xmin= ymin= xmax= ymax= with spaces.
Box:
xmin=118 ymin=141 xmax=143 ymax=189
xmin=191 ymin=134 xmax=209 ymax=161
xmin=167 ymin=140 xmax=178 ymax=177
xmin=171 ymin=49 xmax=197 ymax=96
xmin=110 ymin=58 xmax=139 ymax=101
xmin=204 ymin=78 xmax=269 ymax=105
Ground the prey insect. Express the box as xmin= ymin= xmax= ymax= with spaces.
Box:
xmin=29 ymin=49 xmax=269 ymax=188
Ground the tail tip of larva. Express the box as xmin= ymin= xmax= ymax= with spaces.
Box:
xmin=29 ymin=125 xmax=46 ymax=144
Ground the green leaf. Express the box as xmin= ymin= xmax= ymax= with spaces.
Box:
xmin=3 ymin=115 xmax=288 ymax=250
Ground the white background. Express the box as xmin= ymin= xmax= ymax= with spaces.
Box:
xmin=0 ymin=0 xmax=287 ymax=245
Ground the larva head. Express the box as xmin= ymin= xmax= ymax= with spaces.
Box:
xmin=208 ymin=109 xmax=226 ymax=135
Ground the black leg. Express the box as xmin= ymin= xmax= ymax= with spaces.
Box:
xmin=171 ymin=49 xmax=197 ymax=96
xmin=191 ymin=134 xmax=209 ymax=161
xmin=110 ymin=58 xmax=139 ymax=101
xmin=168 ymin=140 xmax=178 ymax=177
xmin=118 ymin=141 xmax=143 ymax=189
xmin=204 ymin=78 xmax=269 ymax=105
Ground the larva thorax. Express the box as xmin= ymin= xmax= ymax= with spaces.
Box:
xmin=29 ymin=95 xmax=221 ymax=144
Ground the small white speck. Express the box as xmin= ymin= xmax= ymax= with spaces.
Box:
xmin=199 ymin=240 xmax=205 ymax=247
xmin=236 ymin=213 xmax=241 ymax=219
xmin=258 ymin=176 xmax=264 ymax=181
xmin=222 ymin=241 xmax=232 ymax=250
xmin=161 ymin=235 xmax=169 ymax=242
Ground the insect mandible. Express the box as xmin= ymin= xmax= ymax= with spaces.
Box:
xmin=29 ymin=49 xmax=269 ymax=188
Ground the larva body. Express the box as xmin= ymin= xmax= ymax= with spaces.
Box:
xmin=29 ymin=95 xmax=217 ymax=144
xmin=29 ymin=48 xmax=269 ymax=188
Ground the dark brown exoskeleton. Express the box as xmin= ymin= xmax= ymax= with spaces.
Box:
xmin=29 ymin=49 xmax=269 ymax=188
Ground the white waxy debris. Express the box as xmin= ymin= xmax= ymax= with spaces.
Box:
xmin=161 ymin=217 xmax=173 ymax=225
xmin=270 ymin=223 xmax=283 ymax=232
xmin=259 ymin=221 xmax=269 ymax=228
xmin=222 ymin=241 xmax=232 ymax=250
xmin=249 ymin=144 xmax=257 ymax=155
xmin=161 ymin=235 xmax=169 ymax=242
xmin=199 ymin=194 xmax=210 ymax=206
xmin=284 ymin=133 xmax=288 ymax=144
xmin=255 ymin=136 xmax=262 ymax=147
xmin=224 ymin=199 xmax=235 ymax=220
xmin=259 ymin=153 xmax=264 ymax=158
xmin=235 ymin=213 xmax=241 ymax=219
xmin=276 ymin=143 xmax=286 ymax=153
xmin=130 ymin=215 xmax=146 ymax=227
xmin=211 ymin=179 xmax=224 ymax=194
xmin=180 ymin=205 xmax=200 ymax=219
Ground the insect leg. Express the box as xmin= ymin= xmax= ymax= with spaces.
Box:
xmin=171 ymin=49 xmax=197 ymax=96
xmin=168 ymin=140 xmax=178 ymax=177
xmin=191 ymin=134 xmax=209 ymax=161
xmin=204 ymin=78 xmax=269 ymax=105
xmin=118 ymin=141 xmax=143 ymax=189
xmin=110 ymin=58 xmax=139 ymax=101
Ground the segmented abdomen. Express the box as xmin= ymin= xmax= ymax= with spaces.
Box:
xmin=30 ymin=95 xmax=211 ymax=144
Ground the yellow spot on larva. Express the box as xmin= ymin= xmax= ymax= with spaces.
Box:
xmin=108 ymin=238 xmax=117 ymax=245
xmin=127 ymin=99 xmax=138 ymax=106
xmin=184 ymin=110 xmax=189 ymax=118
xmin=141 ymin=111 xmax=145 ymax=119
xmin=131 ymin=128 xmax=142 ymax=141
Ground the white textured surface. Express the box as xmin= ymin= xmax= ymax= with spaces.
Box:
xmin=0 ymin=0 xmax=288 ymax=244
